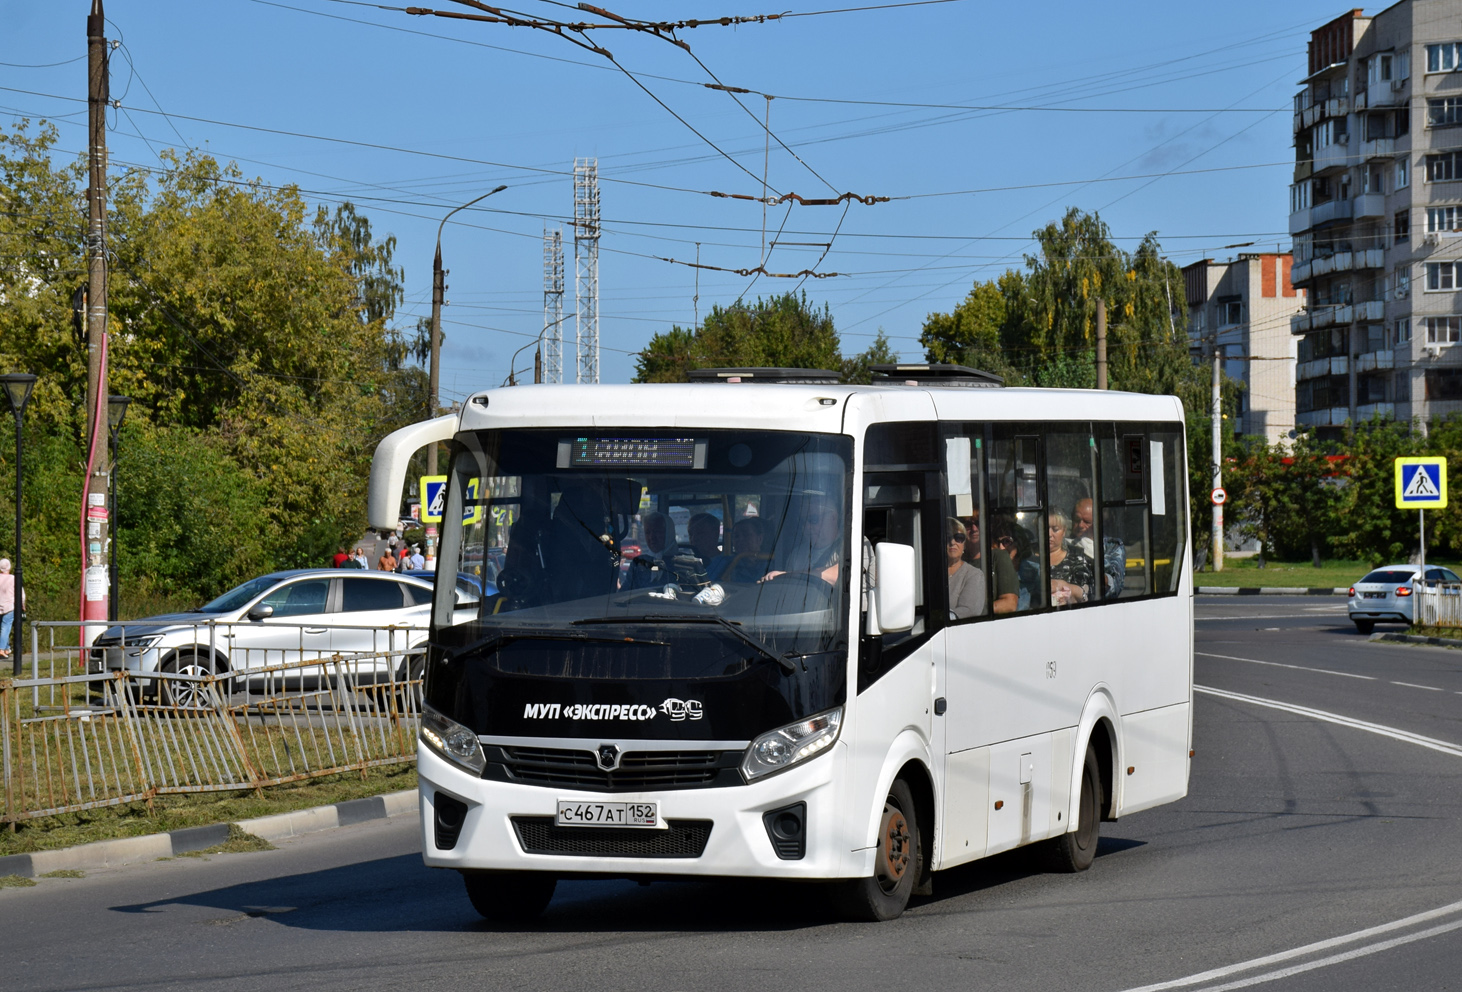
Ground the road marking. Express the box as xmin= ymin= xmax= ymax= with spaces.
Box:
xmin=1391 ymin=681 xmax=1444 ymax=691
xmin=1119 ymin=897 xmax=1462 ymax=992
xmin=1195 ymin=685 xmax=1462 ymax=758
xmin=1197 ymin=613 xmax=1342 ymax=620
xmin=1196 ymin=651 xmax=1376 ymax=680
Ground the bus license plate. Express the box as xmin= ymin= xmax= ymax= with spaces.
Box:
xmin=556 ymin=801 xmax=659 ymax=828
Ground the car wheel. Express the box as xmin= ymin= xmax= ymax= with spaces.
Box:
xmin=1354 ymin=619 xmax=1375 ymax=635
xmin=462 ymin=870 xmax=556 ymax=923
xmin=830 ymin=778 xmax=921 ymax=921
xmin=158 ymin=652 xmax=218 ymax=709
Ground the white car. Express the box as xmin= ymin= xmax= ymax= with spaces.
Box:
xmin=1347 ymin=563 xmax=1462 ymax=633
xmin=88 ymin=569 xmax=436 ymax=703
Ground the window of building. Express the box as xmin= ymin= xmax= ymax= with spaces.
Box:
xmin=1427 ymin=43 xmax=1462 ymax=73
xmin=1370 ymin=53 xmax=1395 ymax=83
xmin=1389 ymin=318 xmax=1411 ymax=347
xmin=1396 ymin=157 xmax=1411 ymax=189
xmin=1426 ymin=367 xmax=1462 ymax=399
xmin=1395 ymin=372 xmax=1412 ymax=403
xmin=1426 ymin=262 xmax=1459 ymax=291
xmin=1396 ymin=211 xmax=1411 ymax=244
xmin=1428 ymin=97 xmax=1462 ymax=127
xmin=1426 ymin=316 xmax=1462 ymax=344
xmin=1397 ymin=107 xmax=1410 ymax=136
xmin=1290 ymin=182 xmax=1311 ymax=213
xmin=1365 ymin=164 xmax=1386 ymax=194
xmin=1427 ymin=151 xmax=1460 ymax=182
xmin=1428 ymin=207 xmax=1462 ymax=233
xmin=1219 ymin=300 xmax=1242 ymax=326
xmin=1391 ymin=267 xmax=1411 ymax=299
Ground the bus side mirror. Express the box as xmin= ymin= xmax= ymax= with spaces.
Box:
xmin=873 ymin=542 xmax=916 ymax=633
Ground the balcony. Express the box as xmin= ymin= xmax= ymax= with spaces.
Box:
xmin=1356 ymin=299 xmax=1385 ymax=321
xmin=1291 ymin=260 xmax=1313 ymax=284
xmin=1367 ymin=80 xmax=1407 ymax=108
xmin=1313 ymin=135 xmax=1353 ymax=173
xmin=1302 ymin=104 xmax=1322 ymax=129
xmin=1326 ymin=96 xmax=1350 ymax=118
xmin=1357 ymin=402 xmax=1395 ymax=420
xmin=1353 ymin=192 xmax=1386 ymax=218
xmin=1355 ymin=89 xmax=1368 ymax=112
xmin=1307 ymin=247 xmax=1386 ymax=274
xmin=1361 ymin=136 xmax=1396 ymax=159
xmin=1357 ymin=350 xmax=1396 ymax=373
xmin=1297 ymin=355 xmax=1349 ymax=381
xmin=1297 ymin=408 xmax=1351 ymax=427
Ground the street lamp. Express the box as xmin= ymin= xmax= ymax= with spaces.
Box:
xmin=1 ymin=372 xmax=37 ymax=677
xmin=426 ymin=184 xmax=506 ymax=568
xmin=106 ymin=395 xmax=131 ymax=622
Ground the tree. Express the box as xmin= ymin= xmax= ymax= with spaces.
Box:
xmin=633 ymin=291 xmax=896 ymax=383
xmin=0 ymin=120 xmax=424 ymax=610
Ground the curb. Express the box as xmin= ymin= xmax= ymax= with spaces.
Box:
xmin=1196 ymin=587 xmax=1348 ymax=596
xmin=0 ymin=789 xmax=418 ymax=880
xmin=1369 ymin=631 xmax=1462 ymax=649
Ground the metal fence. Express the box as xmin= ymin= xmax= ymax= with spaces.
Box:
xmin=1 ymin=621 xmax=425 ymax=823
xmin=1416 ymin=584 xmax=1462 ymax=627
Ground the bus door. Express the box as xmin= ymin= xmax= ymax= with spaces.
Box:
xmin=858 ymin=423 xmax=948 ymax=829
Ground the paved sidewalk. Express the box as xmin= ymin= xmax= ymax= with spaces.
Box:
xmin=0 ymin=789 xmax=419 ymax=879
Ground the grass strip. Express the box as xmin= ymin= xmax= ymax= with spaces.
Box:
xmin=180 ymin=824 xmax=276 ymax=857
xmin=0 ymin=763 xmax=416 ymax=858
xmin=0 ymin=874 xmax=38 ymax=888
xmin=1194 ymin=559 xmax=1374 ymax=589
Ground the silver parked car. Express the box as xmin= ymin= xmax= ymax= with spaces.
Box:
xmin=88 ymin=569 xmax=436 ymax=703
xmin=1347 ymin=563 xmax=1462 ymax=633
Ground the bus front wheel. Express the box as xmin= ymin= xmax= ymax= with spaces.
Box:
xmin=462 ymin=870 xmax=557 ymax=923
xmin=1044 ymin=744 xmax=1102 ymax=873
xmin=831 ymin=778 xmax=921 ymax=921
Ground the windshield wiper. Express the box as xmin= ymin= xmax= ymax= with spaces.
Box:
xmin=450 ymin=626 xmax=666 ymax=662
xmin=572 ymin=614 xmax=797 ymax=673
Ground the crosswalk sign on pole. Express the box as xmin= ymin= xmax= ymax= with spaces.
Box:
xmin=1395 ymin=457 xmax=1447 ymax=509
xmin=420 ymin=475 xmax=448 ymax=523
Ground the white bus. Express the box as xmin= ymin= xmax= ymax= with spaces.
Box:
xmin=368 ymin=365 xmax=1193 ymax=921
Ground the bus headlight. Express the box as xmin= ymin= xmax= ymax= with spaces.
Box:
xmin=421 ymin=704 xmax=486 ymax=775
xmin=741 ymin=707 xmax=842 ymax=782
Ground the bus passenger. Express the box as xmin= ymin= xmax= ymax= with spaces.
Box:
xmin=687 ymin=513 xmax=722 ymax=563
xmin=946 ymin=518 xmax=987 ymax=619
xmin=1048 ymin=508 xmax=1093 ymax=606
xmin=963 ymin=512 xmax=1018 ymax=614
xmin=708 ymin=517 xmax=769 ymax=583
xmin=1073 ymin=497 xmax=1125 ymax=598
xmin=993 ymin=518 xmax=1040 ymax=611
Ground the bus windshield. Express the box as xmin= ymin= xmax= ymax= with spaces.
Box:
xmin=435 ymin=428 xmax=852 ymax=679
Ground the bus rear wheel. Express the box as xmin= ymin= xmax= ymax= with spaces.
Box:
xmin=831 ymin=778 xmax=921 ymax=921
xmin=462 ymin=870 xmax=556 ymax=923
xmin=1044 ymin=744 xmax=1102 ymax=873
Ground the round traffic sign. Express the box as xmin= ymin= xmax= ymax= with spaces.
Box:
xmin=1211 ymin=487 xmax=1227 ymax=506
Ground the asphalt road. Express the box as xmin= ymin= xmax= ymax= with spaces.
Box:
xmin=2 ymin=595 xmax=1459 ymax=992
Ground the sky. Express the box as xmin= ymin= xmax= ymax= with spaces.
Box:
xmin=0 ymin=0 xmax=1352 ymax=399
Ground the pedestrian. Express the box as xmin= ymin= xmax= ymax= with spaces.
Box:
xmin=0 ymin=558 xmax=22 ymax=660
xmin=352 ymin=547 xmax=369 ymax=568
xmin=387 ymin=531 xmax=400 ymax=555
xmin=331 ymin=546 xmax=350 ymax=568
xmin=377 ymin=548 xmax=398 ymax=572
xmin=408 ymin=545 xmax=425 ymax=570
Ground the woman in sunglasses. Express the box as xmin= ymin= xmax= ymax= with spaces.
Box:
xmin=946 ymin=518 xmax=987 ymax=618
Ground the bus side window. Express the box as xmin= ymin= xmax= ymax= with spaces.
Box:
xmin=945 ymin=426 xmax=992 ymax=620
xmin=1149 ymin=429 xmax=1186 ymax=592
xmin=1045 ymin=429 xmax=1098 ymax=606
xmin=988 ymin=431 xmax=1045 ymax=612
xmin=1100 ymin=427 xmax=1151 ymax=598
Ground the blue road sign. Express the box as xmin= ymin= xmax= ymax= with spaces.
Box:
xmin=1395 ymin=457 xmax=1448 ymax=509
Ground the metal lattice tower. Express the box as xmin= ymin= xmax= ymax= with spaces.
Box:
xmin=543 ymin=227 xmax=564 ymax=383
xmin=573 ymin=158 xmax=600 ymax=384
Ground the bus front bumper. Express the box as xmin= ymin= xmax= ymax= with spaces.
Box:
xmin=417 ymin=741 xmax=848 ymax=879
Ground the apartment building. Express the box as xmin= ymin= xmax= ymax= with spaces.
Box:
xmin=1183 ymin=254 xmax=1306 ymax=446
xmin=1290 ymin=2 xmax=1462 ymax=430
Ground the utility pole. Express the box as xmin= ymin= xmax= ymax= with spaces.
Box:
xmin=428 ymin=243 xmax=445 ymax=474
xmin=574 ymin=159 xmax=600 ymax=384
xmin=82 ymin=0 xmax=110 ymax=644
xmin=1095 ymin=298 xmax=1108 ymax=390
xmin=1211 ymin=339 xmax=1224 ymax=573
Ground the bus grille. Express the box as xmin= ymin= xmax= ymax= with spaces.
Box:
xmin=510 ymin=817 xmax=713 ymax=858
xmin=494 ymin=746 xmax=732 ymax=791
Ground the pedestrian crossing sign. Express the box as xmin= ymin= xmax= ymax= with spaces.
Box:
xmin=1395 ymin=457 xmax=1447 ymax=509
xmin=419 ymin=476 xmax=483 ymax=525
xmin=420 ymin=476 xmax=448 ymax=523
